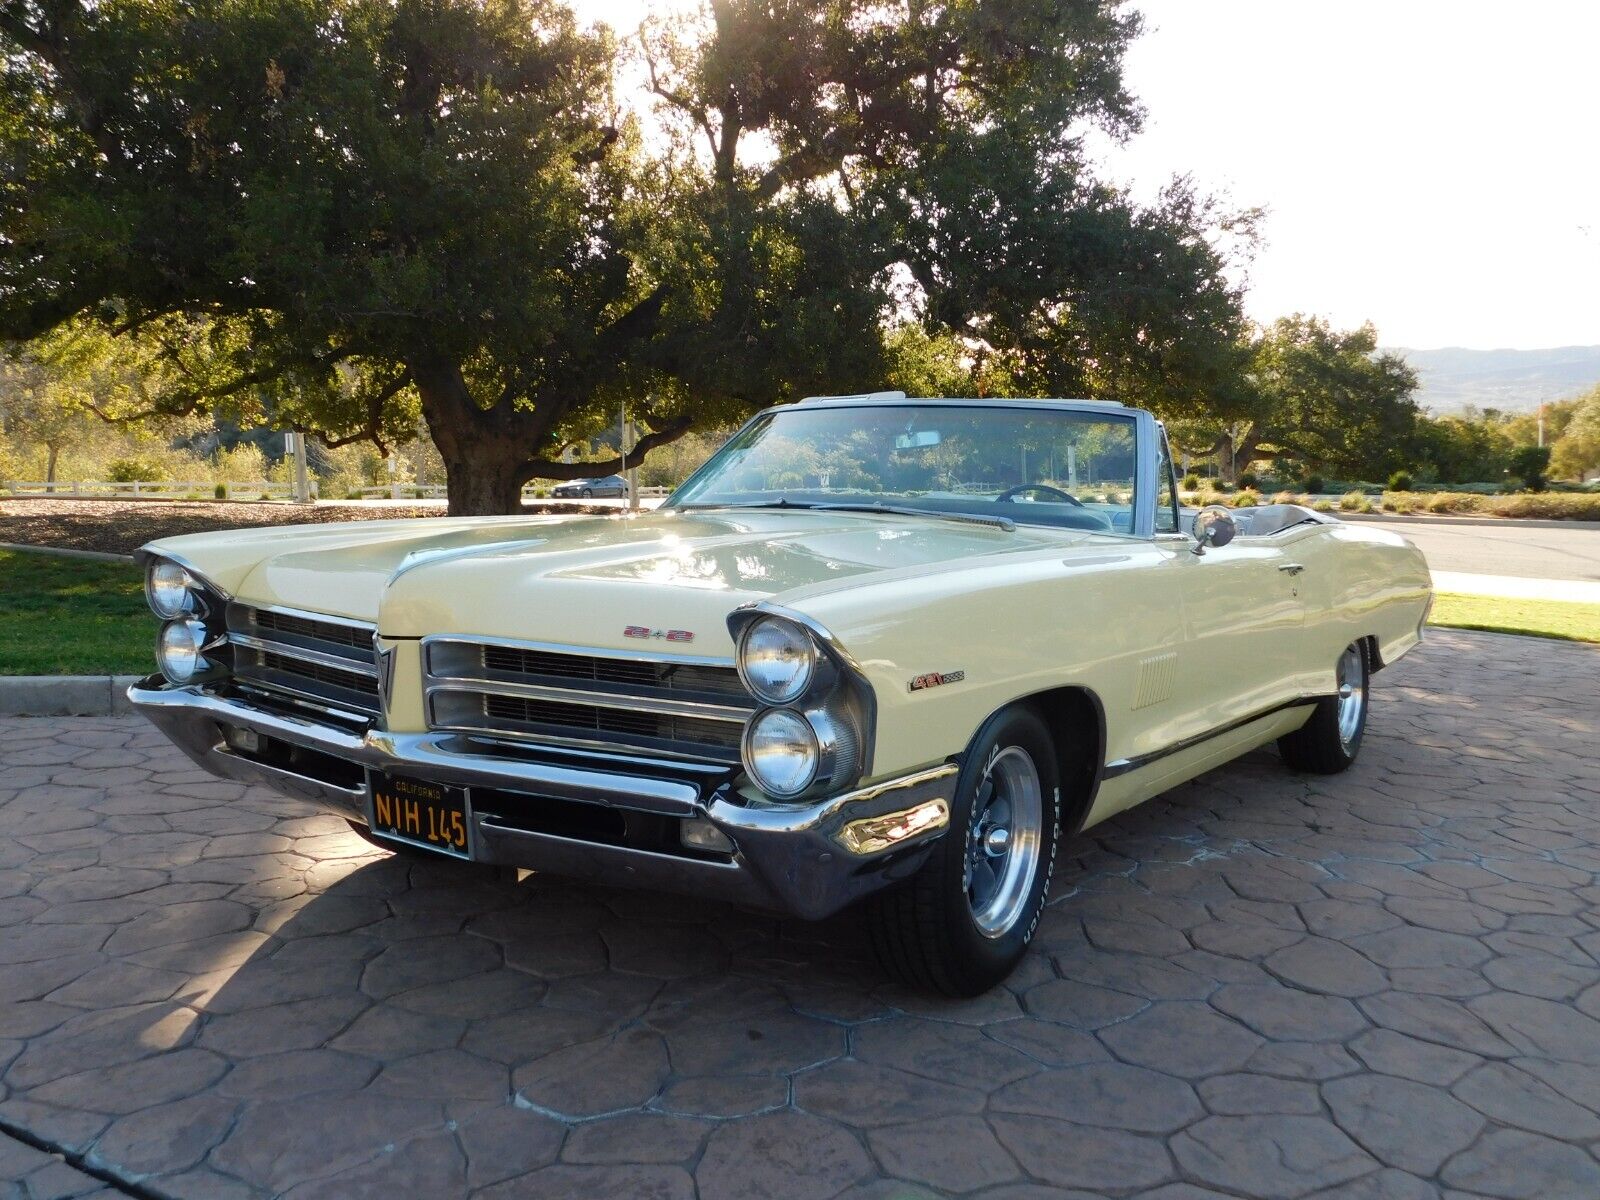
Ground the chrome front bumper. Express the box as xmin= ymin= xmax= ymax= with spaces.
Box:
xmin=128 ymin=679 xmax=957 ymax=920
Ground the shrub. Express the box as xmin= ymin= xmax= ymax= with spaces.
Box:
xmin=213 ymin=483 xmax=227 ymax=499
xmin=1232 ymin=490 xmax=1260 ymax=508
xmin=1302 ymin=474 xmax=1325 ymax=495
xmin=1382 ymin=491 xmax=1421 ymax=514
xmin=1387 ymin=470 xmax=1413 ymax=492
xmin=1182 ymin=473 xmax=1201 ymax=492
xmin=1496 ymin=493 xmax=1600 ymax=520
xmin=1312 ymin=499 xmax=1335 ymax=513
xmin=1508 ymin=445 xmax=1551 ymax=492
xmin=1237 ymin=471 xmax=1258 ymax=490
xmin=1271 ymin=491 xmax=1297 ymax=505
xmin=105 ymin=456 xmax=169 ymax=483
xmin=1338 ymin=490 xmax=1366 ymax=511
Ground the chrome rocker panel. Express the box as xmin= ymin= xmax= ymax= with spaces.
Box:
xmin=128 ymin=679 xmax=958 ymax=920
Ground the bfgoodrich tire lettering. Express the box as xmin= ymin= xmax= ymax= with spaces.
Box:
xmin=867 ymin=705 xmax=1062 ymax=996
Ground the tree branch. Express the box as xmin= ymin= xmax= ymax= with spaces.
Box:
xmin=517 ymin=414 xmax=694 ymax=482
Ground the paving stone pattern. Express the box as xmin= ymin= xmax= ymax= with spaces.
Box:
xmin=2 ymin=629 xmax=1598 ymax=1199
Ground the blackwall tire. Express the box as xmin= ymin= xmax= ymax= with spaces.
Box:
xmin=1278 ymin=640 xmax=1369 ymax=774
xmin=867 ymin=705 xmax=1061 ymax=996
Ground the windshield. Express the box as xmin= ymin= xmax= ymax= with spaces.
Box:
xmin=670 ymin=403 xmax=1140 ymax=533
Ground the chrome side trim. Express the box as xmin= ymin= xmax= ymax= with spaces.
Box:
xmin=230 ymin=633 xmax=380 ymax=679
xmin=1103 ymin=695 xmax=1327 ymax=779
xmin=425 ymin=679 xmax=749 ymax=722
xmin=423 ymin=633 xmax=736 ymax=672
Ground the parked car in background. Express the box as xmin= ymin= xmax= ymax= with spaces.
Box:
xmin=551 ymin=474 xmax=628 ymax=499
xmin=129 ymin=392 xmax=1432 ymax=994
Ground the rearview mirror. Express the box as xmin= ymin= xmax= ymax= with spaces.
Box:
xmin=894 ymin=430 xmax=941 ymax=450
xmin=1191 ymin=505 xmax=1236 ymax=556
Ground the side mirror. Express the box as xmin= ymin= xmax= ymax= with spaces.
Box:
xmin=1191 ymin=505 xmax=1237 ymax=556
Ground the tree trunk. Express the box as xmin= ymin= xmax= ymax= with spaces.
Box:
xmin=413 ymin=357 xmax=529 ymax=517
xmin=438 ymin=446 xmax=525 ymax=515
xmin=45 ymin=444 xmax=59 ymax=493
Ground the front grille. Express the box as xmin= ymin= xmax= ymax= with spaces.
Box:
xmin=482 ymin=694 xmax=744 ymax=750
xmin=252 ymin=608 xmax=373 ymax=651
xmin=228 ymin=604 xmax=380 ymax=718
xmin=425 ymin=638 xmax=751 ymax=762
xmin=480 ymin=644 xmax=748 ymax=702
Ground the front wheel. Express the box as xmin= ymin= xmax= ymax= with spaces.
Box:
xmin=1278 ymin=640 xmax=1369 ymax=773
xmin=867 ymin=706 xmax=1061 ymax=996
xmin=581 ymin=488 xmax=593 ymax=499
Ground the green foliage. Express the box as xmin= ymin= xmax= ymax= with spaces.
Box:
xmin=1237 ymin=471 xmax=1258 ymax=489
xmin=1302 ymin=474 xmax=1326 ymax=495
xmin=1181 ymin=473 xmax=1201 ymax=491
xmin=1509 ymin=445 xmax=1551 ymax=491
xmin=1387 ymin=470 xmax=1413 ymax=492
xmin=1231 ymin=490 xmax=1259 ymax=508
xmin=0 ymin=0 xmax=1253 ymax=513
xmin=1550 ymin=385 xmax=1600 ymax=481
xmin=214 ymin=483 xmax=227 ymax=499
xmin=1339 ymin=490 xmax=1368 ymax=511
xmin=105 ymin=456 xmax=168 ymax=482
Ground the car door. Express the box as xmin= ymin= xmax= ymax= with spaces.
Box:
xmin=1176 ymin=525 xmax=1308 ymax=737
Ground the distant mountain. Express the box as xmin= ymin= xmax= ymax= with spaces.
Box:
xmin=1388 ymin=345 xmax=1600 ymax=414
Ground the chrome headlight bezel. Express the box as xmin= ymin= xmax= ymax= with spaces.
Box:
xmin=139 ymin=551 xmax=232 ymax=685
xmin=729 ymin=605 xmax=874 ymax=804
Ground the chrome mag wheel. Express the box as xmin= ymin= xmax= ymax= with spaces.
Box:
xmin=1336 ymin=642 xmax=1367 ymax=750
xmin=964 ymin=745 xmax=1045 ymax=938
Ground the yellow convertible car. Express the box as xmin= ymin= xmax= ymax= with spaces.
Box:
xmin=130 ymin=394 xmax=1432 ymax=994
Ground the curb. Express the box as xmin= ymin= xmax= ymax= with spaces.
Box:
xmin=0 ymin=542 xmax=136 ymax=563
xmin=0 ymin=677 xmax=145 ymax=718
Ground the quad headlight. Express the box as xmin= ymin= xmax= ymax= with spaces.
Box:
xmin=157 ymin=618 xmax=213 ymax=684
xmin=737 ymin=616 xmax=823 ymax=705
xmin=146 ymin=559 xmax=198 ymax=619
xmin=743 ymin=708 xmax=819 ymax=798
xmin=733 ymin=610 xmax=867 ymax=802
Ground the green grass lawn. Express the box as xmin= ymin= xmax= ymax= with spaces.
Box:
xmin=0 ymin=548 xmax=154 ymax=675
xmin=1430 ymin=591 xmax=1600 ymax=645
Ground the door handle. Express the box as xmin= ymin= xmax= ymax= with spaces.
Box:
xmin=1278 ymin=563 xmax=1305 ymax=575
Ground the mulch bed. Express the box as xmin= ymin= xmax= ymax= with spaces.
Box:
xmin=0 ymin=497 xmax=615 ymax=557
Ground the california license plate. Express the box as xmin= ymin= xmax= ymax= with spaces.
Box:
xmin=368 ymin=773 xmax=471 ymax=859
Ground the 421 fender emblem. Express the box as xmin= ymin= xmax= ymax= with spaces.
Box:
xmin=909 ymin=670 xmax=965 ymax=692
xmin=624 ymin=626 xmax=695 ymax=642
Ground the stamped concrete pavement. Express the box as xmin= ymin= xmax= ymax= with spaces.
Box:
xmin=1 ymin=629 xmax=1598 ymax=1199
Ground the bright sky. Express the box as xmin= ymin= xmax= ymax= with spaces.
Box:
xmin=577 ymin=0 xmax=1600 ymax=350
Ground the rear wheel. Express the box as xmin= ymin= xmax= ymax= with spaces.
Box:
xmin=1278 ymin=640 xmax=1369 ymax=773
xmin=581 ymin=488 xmax=593 ymax=498
xmin=867 ymin=706 xmax=1061 ymax=996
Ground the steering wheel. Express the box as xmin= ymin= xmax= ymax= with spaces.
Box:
xmin=996 ymin=482 xmax=1084 ymax=507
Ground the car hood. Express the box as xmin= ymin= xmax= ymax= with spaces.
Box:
xmin=147 ymin=508 xmax=1083 ymax=655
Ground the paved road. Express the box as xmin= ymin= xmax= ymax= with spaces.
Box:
xmin=1356 ymin=515 xmax=1600 ymax=582
xmin=2 ymin=631 xmax=1599 ymax=1199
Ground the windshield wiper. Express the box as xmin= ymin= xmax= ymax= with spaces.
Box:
xmin=807 ymin=502 xmax=1016 ymax=532
xmin=675 ymin=498 xmax=1015 ymax=531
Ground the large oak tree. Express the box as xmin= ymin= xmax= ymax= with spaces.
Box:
xmin=1 ymin=0 xmax=1254 ymax=514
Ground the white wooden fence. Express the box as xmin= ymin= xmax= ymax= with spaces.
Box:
xmin=1 ymin=479 xmax=674 ymax=502
xmin=1 ymin=479 xmax=317 ymax=500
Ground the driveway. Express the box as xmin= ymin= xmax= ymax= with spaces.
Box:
xmin=2 ymin=630 xmax=1598 ymax=1199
